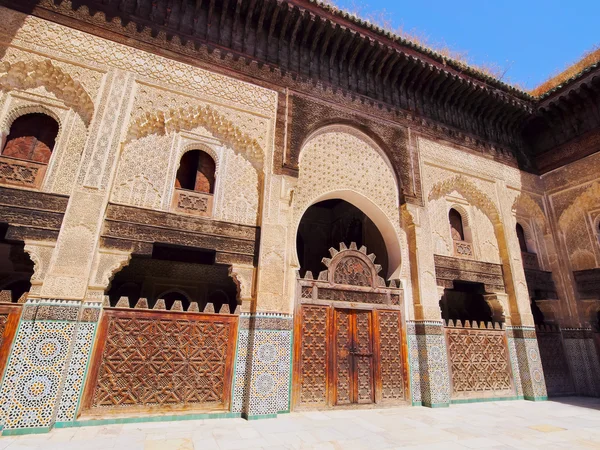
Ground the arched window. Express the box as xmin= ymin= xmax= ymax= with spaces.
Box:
xmin=449 ymin=208 xmax=465 ymax=241
xmin=2 ymin=113 xmax=58 ymax=164
xmin=516 ymin=223 xmax=528 ymax=252
xmin=175 ymin=150 xmax=215 ymax=194
xmin=0 ymin=113 xmax=59 ymax=188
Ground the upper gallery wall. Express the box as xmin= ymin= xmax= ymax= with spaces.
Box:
xmin=1 ymin=0 xmax=598 ymax=175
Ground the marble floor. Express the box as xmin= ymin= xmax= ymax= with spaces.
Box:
xmin=1 ymin=397 xmax=599 ymax=450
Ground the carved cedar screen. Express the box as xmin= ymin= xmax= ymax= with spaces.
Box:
xmin=85 ymin=308 xmax=237 ymax=414
xmin=295 ymin=242 xmax=406 ymax=409
xmin=298 ymin=305 xmax=329 ymax=407
xmin=377 ymin=310 xmax=404 ymax=401
xmin=335 ymin=309 xmax=352 ymax=405
xmin=445 ymin=322 xmax=513 ymax=399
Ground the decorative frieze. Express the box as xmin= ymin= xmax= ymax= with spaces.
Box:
xmin=434 ymin=254 xmax=505 ymax=293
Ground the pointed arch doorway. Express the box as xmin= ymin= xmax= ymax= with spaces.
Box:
xmin=292 ymin=199 xmax=408 ymax=410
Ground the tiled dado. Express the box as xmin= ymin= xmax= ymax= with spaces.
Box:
xmin=506 ymin=326 xmax=548 ymax=401
xmin=406 ymin=321 xmax=450 ymax=408
xmin=232 ymin=313 xmax=293 ymax=419
xmin=0 ymin=299 xmax=101 ymax=434
xmin=562 ymin=328 xmax=600 ymax=397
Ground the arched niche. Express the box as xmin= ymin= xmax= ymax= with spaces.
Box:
xmin=293 ymin=125 xmax=404 ymax=279
xmin=294 ymin=190 xmax=402 ymax=280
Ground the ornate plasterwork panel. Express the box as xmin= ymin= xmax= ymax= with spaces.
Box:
xmin=426 ymin=171 xmax=501 ymax=265
xmin=292 ymin=126 xmax=406 ymax=278
xmin=112 ymin=126 xmax=260 ymax=227
xmin=421 ymin=138 xmax=537 ymax=326
xmin=0 ymin=59 xmax=95 ymax=125
xmin=0 ymin=6 xmax=277 ymax=118
xmin=0 ymin=91 xmax=90 ymax=196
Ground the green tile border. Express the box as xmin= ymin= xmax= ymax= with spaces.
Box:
xmin=244 ymin=413 xmax=277 ymax=420
xmin=524 ymin=395 xmax=548 ymax=401
xmin=2 ymin=426 xmax=51 ymax=436
xmin=54 ymin=412 xmax=243 ymax=430
xmin=450 ymin=396 xmax=519 ymax=404
xmin=421 ymin=402 xmax=449 ymax=408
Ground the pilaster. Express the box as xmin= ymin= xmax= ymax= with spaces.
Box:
xmin=406 ymin=320 xmax=450 ymax=408
xmin=505 ymin=326 xmax=548 ymax=401
xmin=0 ymin=300 xmax=101 ymax=434
xmin=231 ymin=313 xmax=293 ymax=419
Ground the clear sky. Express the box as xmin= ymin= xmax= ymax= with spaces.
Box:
xmin=332 ymin=0 xmax=599 ymax=90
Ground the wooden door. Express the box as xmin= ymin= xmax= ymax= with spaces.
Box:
xmin=334 ymin=309 xmax=374 ymax=405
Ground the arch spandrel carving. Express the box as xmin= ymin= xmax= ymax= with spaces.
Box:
xmin=0 ymin=59 xmax=94 ymax=125
xmin=125 ymin=104 xmax=264 ymax=170
xmin=292 ymin=125 xmax=406 ymax=279
xmin=558 ymin=182 xmax=600 ymax=232
xmin=512 ymin=193 xmax=548 ymax=234
xmin=428 ymin=175 xmax=500 ymax=224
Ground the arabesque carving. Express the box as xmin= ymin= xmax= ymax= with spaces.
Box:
xmin=0 ymin=60 xmax=94 ymax=125
xmin=428 ymin=175 xmax=500 ymax=224
xmin=558 ymin=182 xmax=600 ymax=231
xmin=125 ymin=105 xmax=264 ymax=169
xmin=512 ymin=193 xmax=548 ymax=234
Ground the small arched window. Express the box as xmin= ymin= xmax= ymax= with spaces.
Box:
xmin=2 ymin=113 xmax=58 ymax=164
xmin=175 ymin=150 xmax=215 ymax=194
xmin=516 ymin=223 xmax=528 ymax=253
xmin=172 ymin=149 xmax=216 ymax=217
xmin=1 ymin=113 xmax=59 ymax=189
xmin=449 ymin=208 xmax=465 ymax=241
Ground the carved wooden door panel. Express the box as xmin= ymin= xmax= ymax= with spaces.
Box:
xmin=334 ymin=309 xmax=374 ymax=405
xmin=353 ymin=310 xmax=375 ymax=404
xmin=297 ymin=305 xmax=329 ymax=408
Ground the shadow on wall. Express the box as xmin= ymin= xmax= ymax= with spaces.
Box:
xmin=0 ymin=2 xmax=34 ymax=61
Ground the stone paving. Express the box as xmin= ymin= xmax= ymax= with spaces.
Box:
xmin=1 ymin=397 xmax=599 ymax=449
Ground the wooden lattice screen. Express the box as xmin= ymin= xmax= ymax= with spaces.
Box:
xmin=445 ymin=321 xmax=514 ymax=400
xmin=83 ymin=308 xmax=237 ymax=415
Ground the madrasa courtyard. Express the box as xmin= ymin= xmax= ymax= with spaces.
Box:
xmin=0 ymin=0 xmax=598 ymax=447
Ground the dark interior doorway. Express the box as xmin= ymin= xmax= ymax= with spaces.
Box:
xmin=0 ymin=223 xmax=34 ymax=302
xmin=106 ymin=243 xmax=238 ymax=313
xmin=440 ymin=281 xmax=495 ymax=324
xmin=296 ymin=199 xmax=388 ymax=278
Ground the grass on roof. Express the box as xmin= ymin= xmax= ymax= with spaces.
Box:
xmin=531 ymin=45 xmax=600 ymax=97
xmin=316 ymin=0 xmax=599 ymax=98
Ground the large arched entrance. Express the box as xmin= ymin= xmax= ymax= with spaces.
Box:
xmin=292 ymin=199 xmax=407 ymax=410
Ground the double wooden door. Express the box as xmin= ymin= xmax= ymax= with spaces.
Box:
xmin=294 ymin=305 xmax=406 ymax=409
xmin=335 ymin=309 xmax=374 ymax=405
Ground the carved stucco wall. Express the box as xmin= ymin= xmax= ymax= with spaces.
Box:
xmin=419 ymin=137 xmax=545 ymax=326
xmin=282 ymin=125 xmax=410 ymax=314
xmin=0 ymin=45 xmax=104 ymax=196
xmin=544 ymin=152 xmax=600 ymax=272
xmin=0 ymin=6 xmax=277 ymax=303
xmin=541 ymin=151 xmax=600 ymax=325
xmin=112 ymin=119 xmax=260 ymax=226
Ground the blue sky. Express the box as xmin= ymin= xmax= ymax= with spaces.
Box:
xmin=332 ymin=0 xmax=599 ymax=90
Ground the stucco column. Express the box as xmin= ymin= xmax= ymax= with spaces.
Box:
xmin=0 ymin=70 xmax=135 ymax=432
xmin=231 ymin=161 xmax=293 ymax=417
xmin=403 ymin=204 xmax=451 ymax=408
xmin=496 ymin=182 xmax=547 ymax=401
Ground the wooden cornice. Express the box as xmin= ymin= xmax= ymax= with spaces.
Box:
xmin=1 ymin=0 xmax=599 ymax=173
